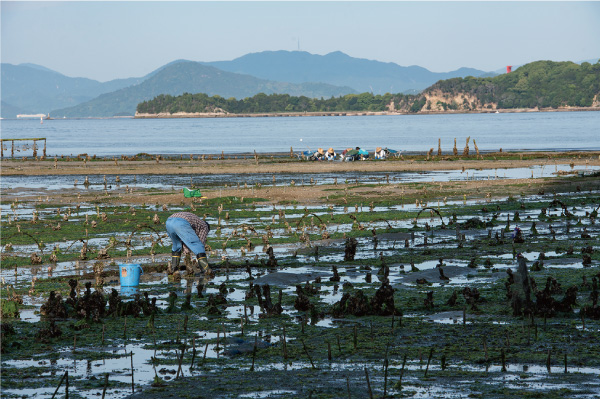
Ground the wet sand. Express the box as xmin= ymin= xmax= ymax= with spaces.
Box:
xmin=2 ymin=151 xmax=599 ymax=177
xmin=2 ymin=151 xmax=599 ymax=206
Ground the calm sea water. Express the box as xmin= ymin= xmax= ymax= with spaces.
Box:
xmin=1 ymin=111 xmax=598 ymax=157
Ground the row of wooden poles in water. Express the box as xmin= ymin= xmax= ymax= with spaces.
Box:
xmin=0 ymin=137 xmax=480 ymax=161
xmin=1 ymin=138 xmax=47 ymax=158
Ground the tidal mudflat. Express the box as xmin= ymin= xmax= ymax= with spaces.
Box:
xmin=1 ymin=151 xmax=599 ymax=398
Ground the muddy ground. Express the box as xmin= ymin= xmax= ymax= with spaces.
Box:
xmin=1 ymin=152 xmax=599 ymax=399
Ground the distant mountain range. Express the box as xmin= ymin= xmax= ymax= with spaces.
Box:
xmin=1 ymin=63 xmax=145 ymax=117
xmin=0 ymin=50 xmax=544 ymax=118
xmin=205 ymin=51 xmax=493 ymax=95
xmin=51 ymin=61 xmax=357 ymax=117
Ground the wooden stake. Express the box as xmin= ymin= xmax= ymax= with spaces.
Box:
xmin=364 ymin=367 xmax=373 ymax=399
xmin=327 ymin=341 xmax=332 ymax=362
xmin=190 ymin=337 xmax=197 ymax=369
xmin=250 ymin=334 xmax=258 ymax=371
xmin=130 ymin=352 xmax=134 ymax=393
xmin=346 ymin=375 xmax=351 ymax=399
xmin=202 ymin=343 xmax=209 ymax=365
xmin=425 ymin=348 xmax=433 ymax=377
xmin=283 ymin=326 xmax=288 ymax=359
xmin=383 ymin=345 xmax=389 ymax=397
xmin=483 ymin=336 xmax=488 ymax=362
xmin=399 ymin=353 xmax=407 ymax=385
xmin=176 ymin=346 xmax=186 ymax=378
xmin=50 ymin=371 xmax=67 ymax=399
xmin=101 ymin=373 xmax=108 ymax=399
xmin=65 ymin=370 xmax=69 ymax=399
xmin=302 ymin=339 xmax=316 ymax=369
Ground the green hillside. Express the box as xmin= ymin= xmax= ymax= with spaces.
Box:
xmin=426 ymin=60 xmax=600 ymax=109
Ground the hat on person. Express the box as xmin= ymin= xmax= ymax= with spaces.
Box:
xmin=328 ymin=148 xmax=334 ymax=154
xmin=318 ymin=148 xmax=324 ymax=155
xmin=376 ymin=147 xmax=382 ymax=152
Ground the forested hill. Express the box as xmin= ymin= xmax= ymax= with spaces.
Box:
xmin=136 ymin=60 xmax=600 ymax=115
xmin=418 ymin=60 xmax=600 ymax=112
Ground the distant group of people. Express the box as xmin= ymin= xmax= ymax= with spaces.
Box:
xmin=307 ymin=146 xmax=396 ymax=161
xmin=311 ymin=147 xmax=339 ymax=161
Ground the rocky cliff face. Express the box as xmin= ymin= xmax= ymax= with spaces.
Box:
xmin=420 ymin=89 xmax=495 ymax=112
xmin=405 ymin=91 xmax=600 ymax=113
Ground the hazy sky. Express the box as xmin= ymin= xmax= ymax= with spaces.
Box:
xmin=2 ymin=1 xmax=599 ymax=82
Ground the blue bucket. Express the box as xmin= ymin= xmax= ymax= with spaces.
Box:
xmin=119 ymin=264 xmax=143 ymax=287
xmin=120 ymin=286 xmax=139 ymax=296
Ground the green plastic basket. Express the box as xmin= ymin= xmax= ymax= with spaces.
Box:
xmin=183 ymin=187 xmax=203 ymax=198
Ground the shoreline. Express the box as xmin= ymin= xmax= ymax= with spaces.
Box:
xmin=2 ymin=107 xmax=596 ymax=121
xmin=134 ymin=106 xmax=600 ymax=119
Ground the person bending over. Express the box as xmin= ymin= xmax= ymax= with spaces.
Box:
xmin=166 ymin=211 xmax=211 ymax=275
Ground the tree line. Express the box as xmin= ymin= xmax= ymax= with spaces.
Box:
xmin=136 ymin=92 xmax=420 ymax=114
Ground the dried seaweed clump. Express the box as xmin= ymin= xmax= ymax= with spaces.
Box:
xmin=254 ymin=284 xmax=283 ymax=317
xmin=332 ymin=281 xmax=401 ymax=317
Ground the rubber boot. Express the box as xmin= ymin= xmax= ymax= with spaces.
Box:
xmin=170 ymin=250 xmax=181 ymax=274
xmin=196 ymin=253 xmax=212 ymax=276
